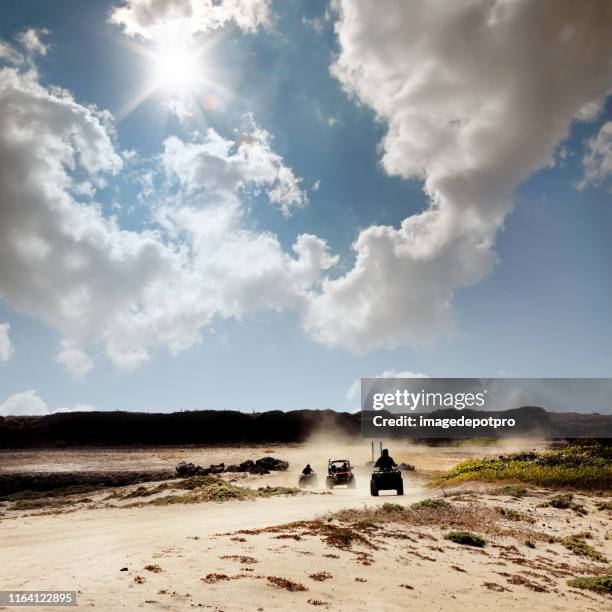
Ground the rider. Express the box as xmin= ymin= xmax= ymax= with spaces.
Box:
xmin=302 ymin=464 xmax=314 ymax=475
xmin=375 ymin=448 xmax=397 ymax=470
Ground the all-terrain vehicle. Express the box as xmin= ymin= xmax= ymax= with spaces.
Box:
xmin=370 ymin=468 xmax=404 ymax=496
xmin=298 ymin=472 xmax=319 ymax=488
xmin=326 ymin=459 xmax=356 ymax=489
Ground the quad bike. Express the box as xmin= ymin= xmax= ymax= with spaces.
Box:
xmin=298 ymin=472 xmax=318 ymax=488
xmin=325 ymin=459 xmax=356 ymax=489
xmin=370 ymin=468 xmax=403 ymax=496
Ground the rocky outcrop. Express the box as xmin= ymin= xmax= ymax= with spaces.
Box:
xmin=255 ymin=456 xmax=289 ymax=471
xmin=175 ymin=456 xmax=289 ymax=477
xmin=175 ymin=462 xmax=211 ymax=476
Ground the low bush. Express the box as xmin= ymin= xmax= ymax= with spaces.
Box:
xmin=443 ymin=531 xmax=486 ymax=547
xmin=435 ymin=440 xmax=612 ymax=490
xmin=567 ymin=575 xmax=612 ymax=594
xmin=559 ymin=533 xmax=607 ymax=563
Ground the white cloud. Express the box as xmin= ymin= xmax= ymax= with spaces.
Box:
xmin=303 ymin=0 xmax=612 ymax=352
xmin=0 ymin=41 xmax=23 ymax=64
xmin=0 ymin=390 xmax=48 ymax=416
xmin=109 ymin=0 xmax=271 ymax=41
xmin=0 ymin=59 xmax=335 ymax=372
xmin=55 ymin=403 xmax=96 ymax=413
xmin=578 ymin=121 xmax=612 ymax=189
xmin=0 ymin=390 xmax=96 ymax=416
xmin=347 ymin=370 xmax=428 ymax=402
xmin=162 ymin=122 xmax=307 ymax=216
xmin=56 ymin=340 xmax=94 ymax=379
xmin=17 ymin=28 xmax=49 ymax=56
xmin=0 ymin=322 xmax=14 ymax=362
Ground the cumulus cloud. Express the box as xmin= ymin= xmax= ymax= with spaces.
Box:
xmin=0 ymin=56 xmax=334 ymax=372
xmin=56 ymin=340 xmax=94 ymax=379
xmin=0 ymin=391 xmax=96 ymax=416
xmin=347 ymin=369 xmax=428 ymax=402
xmin=0 ymin=322 xmax=14 ymax=362
xmin=109 ymin=0 xmax=271 ymax=40
xmin=578 ymin=121 xmax=612 ymax=189
xmin=304 ymin=0 xmax=612 ymax=352
xmin=55 ymin=403 xmax=96 ymax=413
xmin=0 ymin=390 xmax=48 ymax=416
xmin=162 ymin=122 xmax=307 ymax=216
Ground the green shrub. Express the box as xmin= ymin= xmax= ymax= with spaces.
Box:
xmin=435 ymin=441 xmax=612 ymax=490
xmin=567 ymin=575 xmax=612 ymax=594
xmin=488 ymin=485 xmax=527 ymax=497
xmin=559 ymin=533 xmax=607 ymax=563
xmin=443 ymin=531 xmax=486 ymax=547
xmin=381 ymin=503 xmax=405 ymax=513
xmin=411 ymin=498 xmax=450 ymax=510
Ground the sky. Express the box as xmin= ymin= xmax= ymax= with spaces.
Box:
xmin=0 ymin=0 xmax=611 ymax=416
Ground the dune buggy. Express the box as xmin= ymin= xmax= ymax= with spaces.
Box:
xmin=326 ymin=459 xmax=356 ymax=489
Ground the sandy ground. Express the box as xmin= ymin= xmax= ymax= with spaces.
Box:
xmin=1 ymin=443 xmax=610 ymax=611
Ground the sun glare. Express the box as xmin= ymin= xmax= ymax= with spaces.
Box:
xmin=117 ymin=33 xmax=229 ymax=122
xmin=152 ymin=44 xmax=201 ymax=94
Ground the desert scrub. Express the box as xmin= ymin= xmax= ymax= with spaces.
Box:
xmin=123 ymin=477 xmax=299 ymax=507
xmin=257 ymin=486 xmax=300 ymax=496
xmin=1 ymin=483 xmax=111 ymax=502
xmin=595 ymin=500 xmax=612 ymax=511
xmin=329 ymin=500 xmax=501 ymax=535
xmin=559 ymin=533 xmax=608 ymax=563
xmin=496 ymin=507 xmax=535 ymax=523
xmin=443 ymin=531 xmax=486 ymax=547
xmin=435 ymin=440 xmax=612 ymax=490
xmin=8 ymin=497 xmax=92 ymax=511
xmin=539 ymin=493 xmax=587 ymax=514
xmin=411 ymin=498 xmax=450 ymax=510
xmin=567 ymin=575 xmax=612 ymax=595
xmin=267 ymin=576 xmax=307 ymax=592
xmin=487 ymin=485 xmax=527 ymax=498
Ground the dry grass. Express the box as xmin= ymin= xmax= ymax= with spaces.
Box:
xmin=266 ymin=576 xmax=307 ymax=592
xmin=202 ymin=573 xmax=230 ymax=584
xmin=220 ymin=555 xmax=257 ymax=564
xmin=508 ymin=574 xmax=549 ymax=592
xmin=309 ymin=571 xmax=333 ymax=581
xmin=496 ymin=507 xmax=536 ymax=523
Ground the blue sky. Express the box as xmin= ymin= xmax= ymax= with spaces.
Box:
xmin=0 ymin=0 xmax=610 ymax=415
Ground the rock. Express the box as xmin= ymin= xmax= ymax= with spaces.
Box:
xmin=234 ymin=459 xmax=268 ymax=474
xmin=397 ymin=463 xmax=416 ymax=472
xmin=224 ymin=464 xmax=243 ymax=473
xmin=120 ymin=567 xmax=128 ymax=572
xmin=248 ymin=465 xmax=269 ymax=475
xmin=255 ymin=456 xmax=289 ymax=471
xmin=209 ymin=463 xmax=225 ymax=474
xmin=175 ymin=462 xmax=211 ymax=477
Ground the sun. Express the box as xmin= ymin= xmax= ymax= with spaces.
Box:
xmin=117 ymin=33 xmax=229 ymax=122
xmin=152 ymin=43 xmax=201 ymax=94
